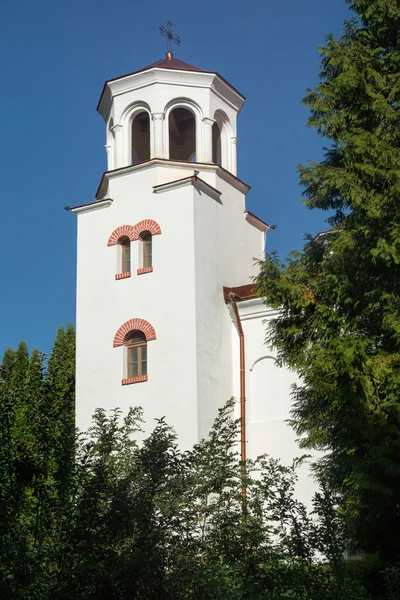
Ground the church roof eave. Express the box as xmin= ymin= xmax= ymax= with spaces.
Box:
xmin=153 ymin=174 xmax=222 ymax=203
xmin=97 ymin=61 xmax=245 ymax=117
xmin=95 ymin=158 xmax=250 ymax=200
xmin=67 ymin=198 xmax=113 ymax=214
xmin=244 ymin=210 xmax=274 ymax=233
xmin=223 ymin=284 xmax=257 ymax=303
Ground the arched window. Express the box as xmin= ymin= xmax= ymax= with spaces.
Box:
xmin=126 ymin=331 xmax=147 ymax=378
xmin=132 ymin=111 xmax=150 ymax=164
xmin=212 ymin=110 xmax=233 ymax=171
xmin=140 ymin=231 xmax=152 ymax=269
xmin=169 ymin=107 xmax=196 ymax=161
xmin=119 ymin=237 xmax=131 ymax=274
xmin=114 ymin=318 xmax=155 ymax=384
xmin=212 ymin=122 xmax=222 ymax=166
xmin=249 ymin=356 xmax=291 ymax=422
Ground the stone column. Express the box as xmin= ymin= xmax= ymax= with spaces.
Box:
xmin=105 ymin=144 xmax=112 ymax=170
xmin=151 ymin=112 xmax=165 ymax=159
xmin=110 ymin=123 xmax=123 ymax=168
xmin=231 ymin=136 xmax=238 ymax=176
xmin=201 ymin=117 xmax=216 ymax=163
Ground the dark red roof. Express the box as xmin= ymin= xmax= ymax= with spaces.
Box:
xmin=141 ymin=56 xmax=202 ymax=72
xmin=223 ymin=284 xmax=257 ymax=303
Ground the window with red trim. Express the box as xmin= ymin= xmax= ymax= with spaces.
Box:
xmin=126 ymin=331 xmax=147 ymax=378
xmin=140 ymin=231 xmax=152 ymax=268
xmin=119 ymin=237 xmax=131 ymax=273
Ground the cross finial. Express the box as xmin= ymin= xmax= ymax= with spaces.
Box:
xmin=159 ymin=20 xmax=180 ymax=58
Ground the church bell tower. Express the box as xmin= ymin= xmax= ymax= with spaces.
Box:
xmin=72 ymin=49 xmax=269 ymax=448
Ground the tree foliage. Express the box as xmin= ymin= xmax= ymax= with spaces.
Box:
xmin=0 ymin=389 xmax=368 ymax=599
xmin=0 ymin=326 xmax=76 ymax=597
xmin=255 ymin=0 xmax=400 ymax=587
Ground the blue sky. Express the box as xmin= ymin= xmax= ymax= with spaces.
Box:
xmin=0 ymin=0 xmax=351 ymax=356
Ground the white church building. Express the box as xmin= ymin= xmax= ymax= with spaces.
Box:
xmin=72 ymin=51 xmax=316 ymax=506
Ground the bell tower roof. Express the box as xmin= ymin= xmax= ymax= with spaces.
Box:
xmin=96 ymin=55 xmax=245 ymax=114
xmin=143 ymin=55 xmax=203 ymax=72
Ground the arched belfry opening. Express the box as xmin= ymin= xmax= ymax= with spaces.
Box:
xmin=168 ymin=107 xmax=196 ymax=161
xmin=131 ymin=111 xmax=150 ymax=164
xmin=212 ymin=122 xmax=222 ymax=166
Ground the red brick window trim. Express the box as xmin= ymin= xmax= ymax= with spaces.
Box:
xmin=122 ymin=375 xmax=148 ymax=385
xmin=137 ymin=266 xmax=153 ymax=275
xmin=115 ymin=272 xmax=131 ymax=280
xmin=113 ymin=319 xmax=157 ymax=347
xmin=133 ymin=219 xmax=162 ymax=240
xmin=108 ymin=225 xmax=136 ymax=247
xmin=107 ymin=220 xmax=161 ymax=246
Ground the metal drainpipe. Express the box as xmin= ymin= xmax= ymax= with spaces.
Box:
xmin=229 ymin=293 xmax=247 ymax=506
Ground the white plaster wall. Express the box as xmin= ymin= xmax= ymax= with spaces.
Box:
xmin=81 ymin=62 xmax=320 ymax=514
xmin=76 ymin=164 xmax=198 ymax=448
xmin=192 ymin=176 xmax=263 ymax=441
xmin=76 ymin=157 xmax=265 ymax=451
xmin=78 ymin=64 xmax=266 ymax=453
xmin=230 ymin=299 xmax=319 ymax=509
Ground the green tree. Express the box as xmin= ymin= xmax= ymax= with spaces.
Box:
xmin=0 ymin=331 xmax=368 ymax=599
xmin=45 ymin=324 xmax=76 ymax=506
xmin=50 ymin=401 xmax=367 ymax=600
xmin=255 ymin=0 xmax=400 ymax=587
xmin=0 ymin=326 xmax=76 ymax=597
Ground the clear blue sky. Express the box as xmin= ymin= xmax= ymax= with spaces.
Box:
xmin=0 ymin=0 xmax=351 ymax=356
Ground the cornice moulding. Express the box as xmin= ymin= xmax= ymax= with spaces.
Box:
xmin=153 ymin=175 xmax=222 ymax=203
xmin=70 ymin=198 xmax=113 ymax=215
xmin=95 ymin=159 xmax=250 ymax=199
xmin=98 ymin=69 xmax=244 ymax=119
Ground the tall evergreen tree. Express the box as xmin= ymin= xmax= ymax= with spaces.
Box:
xmin=46 ymin=324 xmax=76 ymax=500
xmin=0 ymin=326 xmax=76 ymax=597
xmin=255 ymin=0 xmax=400 ymax=583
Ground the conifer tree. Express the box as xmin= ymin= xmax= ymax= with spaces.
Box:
xmin=255 ymin=0 xmax=400 ymax=580
xmin=46 ymin=324 xmax=76 ymax=501
xmin=0 ymin=326 xmax=76 ymax=597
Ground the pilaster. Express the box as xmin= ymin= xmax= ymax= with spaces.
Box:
xmin=231 ymin=136 xmax=238 ymax=176
xmin=110 ymin=123 xmax=123 ymax=168
xmin=201 ymin=117 xmax=216 ymax=163
xmin=105 ymin=144 xmax=113 ymax=170
xmin=151 ymin=112 xmax=165 ymax=159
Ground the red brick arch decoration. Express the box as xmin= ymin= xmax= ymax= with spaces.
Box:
xmin=132 ymin=219 xmax=162 ymax=240
xmin=107 ymin=220 xmax=162 ymax=246
xmin=113 ymin=318 xmax=157 ymax=347
xmin=107 ymin=225 xmax=136 ymax=247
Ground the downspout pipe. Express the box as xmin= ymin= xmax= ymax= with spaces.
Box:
xmin=229 ymin=293 xmax=247 ymax=506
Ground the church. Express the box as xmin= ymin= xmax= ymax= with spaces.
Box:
xmin=71 ymin=45 xmax=316 ymax=506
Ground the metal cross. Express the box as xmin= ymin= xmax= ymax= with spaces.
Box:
xmin=159 ymin=20 xmax=181 ymax=54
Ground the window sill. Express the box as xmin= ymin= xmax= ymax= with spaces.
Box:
xmin=137 ymin=267 xmax=153 ymax=275
xmin=122 ymin=375 xmax=148 ymax=385
xmin=115 ymin=272 xmax=131 ymax=280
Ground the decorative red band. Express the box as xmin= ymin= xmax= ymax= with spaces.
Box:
xmin=122 ymin=375 xmax=148 ymax=385
xmin=137 ymin=266 xmax=153 ymax=275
